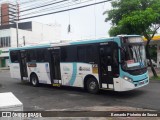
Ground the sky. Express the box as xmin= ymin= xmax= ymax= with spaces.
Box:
xmin=19 ymin=0 xmax=113 ymax=41
xmin=0 ymin=0 xmax=112 ymax=41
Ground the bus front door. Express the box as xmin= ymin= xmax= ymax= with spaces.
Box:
xmin=99 ymin=43 xmax=113 ymax=88
xmin=19 ymin=50 xmax=28 ymax=80
xmin=49 ymin=48 xmax=61 ymax=86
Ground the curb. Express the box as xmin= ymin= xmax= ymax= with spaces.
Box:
xmin=0 ymin=68 xmax=10 ymax=71
xmin=0 ymin=69 xmax=9 ymax=72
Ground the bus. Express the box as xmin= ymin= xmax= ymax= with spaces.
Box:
xmin=9 ymin=35 xmax=149 ymax=93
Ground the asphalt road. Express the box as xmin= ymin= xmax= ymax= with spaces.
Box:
xmin=0 ymin=70 xmax=160 ymax=111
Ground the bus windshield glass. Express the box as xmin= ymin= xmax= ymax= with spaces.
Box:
xmin=121 ymin=37 xmax=147 ymax=70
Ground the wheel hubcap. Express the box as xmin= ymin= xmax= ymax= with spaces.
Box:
xmin=89 ymin=81 xmax=96 ymax=90
xmin=32 ymin=77 xmax=37 ymax=85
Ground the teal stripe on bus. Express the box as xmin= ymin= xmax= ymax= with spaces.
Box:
xmin=69 ymin=63 xmax=77 ymax=86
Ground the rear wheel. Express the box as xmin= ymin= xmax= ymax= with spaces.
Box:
xmin=86 ymin=78 xmax=99 ymax=94
xmin=30 ymin=74 xmax=39 ymax=87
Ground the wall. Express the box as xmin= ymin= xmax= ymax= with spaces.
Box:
xmin=0 ymin=21 xmax=61 ymax=67
xmin=32 ymin=22 xmax=61 ymax=43
xmin=10 ymin=22 xmax=62 ymax=46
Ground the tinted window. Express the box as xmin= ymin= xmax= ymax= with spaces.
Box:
xmin=86 ymin=45 xmax=97 ymax=63
xmin=61 ymin=46 xmax=77 ymax=62
xmin=36 ymin=49 xmax=48 ymax=62
xmin=27 ymin=50 xmax=36 ymax=62
xmin=10 ymin=51 xmax=19 ymax=63
xmin=78 ymin=46 xmax=86 ymax=62
xmin=78 ymin=45 xmax=98 ymax=63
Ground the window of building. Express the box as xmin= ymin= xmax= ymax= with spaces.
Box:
xmin=0 ymin=37 xmax=11 ymax=47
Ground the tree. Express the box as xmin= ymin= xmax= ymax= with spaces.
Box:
xmin=104 ymin=0 xmax=160 ymax=77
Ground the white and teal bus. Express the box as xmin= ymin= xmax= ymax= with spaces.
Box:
xmin=9 ymin=35 xmax=149 ymax=93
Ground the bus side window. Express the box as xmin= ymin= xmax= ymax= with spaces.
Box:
xmin=112 ymin=43 xmax=119 ymax=77
xmin=27 ymin=50 xmax=36 ymax=62
xmin=10 ymin=51 xmax=19 ymax=63
xmin=61 ymin=46 xmax=77 ymax=62
xmin=86 ymin=45 xmax=97 ymax=63
xmin=77 ymin=45 xmax=97 ymax=63
xmin=36 ymin=49 xmax=47 ymax=62
xmin=78 ymin=46 xmax=86 ymax=62
xmin=61 ymin=47 xmax=67 ymax=62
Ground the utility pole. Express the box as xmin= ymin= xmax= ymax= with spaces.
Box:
xmin=16 ymin=0 xmax=19 ymax=47
xmin=23 ymin=36 xmax=25 ymax=46
xmin=16 ymin=21 xmax=19 ymax=47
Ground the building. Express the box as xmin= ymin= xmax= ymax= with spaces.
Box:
xmin=0 ymin=2 xmax=19 ymax=25
xmin=0 ymin=21 xmax=61 ymax=67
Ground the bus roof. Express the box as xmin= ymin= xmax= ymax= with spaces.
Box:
xmin=9 ymin=44 xmax=52 ymax=51
xmin=9 ymin=35 xmax=141 ymax=51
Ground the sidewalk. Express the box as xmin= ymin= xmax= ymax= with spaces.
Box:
xmin=148 ymin=67 xmax=160 ymax=77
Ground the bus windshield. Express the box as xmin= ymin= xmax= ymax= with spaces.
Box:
xmin=121 ymin=38 xmax=147 ymax=70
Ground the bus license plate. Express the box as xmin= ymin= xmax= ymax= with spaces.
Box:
xmin=139 ymin=81 xmax=145 ymax=85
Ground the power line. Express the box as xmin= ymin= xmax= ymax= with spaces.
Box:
xmin=0 ymin=0 xmax=64 ymax=20
xmin=0 ymin=0 xmax=86 ymax=20
xmin=20 ymin=0 xmax=112 ymax=20
xmin=0 ymin=0 xmax=53 ymax=17
xmin=20 ymin=0 xmax=93 ymax=17
xmin=20 ymin=0 xmax=40 ymax=5
xmin=20 ymin=0 xmax=59 ymax=10
xmin=20 ymin=0 xmax=68 ymax=12
xmin=0 ymin=0 xmax=112 ymax=23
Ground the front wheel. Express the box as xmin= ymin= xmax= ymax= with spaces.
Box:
xmin=86 ymin=78 xmax=99 ymax=94
xmin=30 ymin=74 xmax=39 ymax=87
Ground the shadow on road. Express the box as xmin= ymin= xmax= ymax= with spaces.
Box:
xmin=99 ymin=89 xmax=146 ymax=99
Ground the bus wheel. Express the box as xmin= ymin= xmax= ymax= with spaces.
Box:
xmin=87 ymin=78 xmax=99 ymax=94
xmin=30 ymin=74 xmax=39 ymax=87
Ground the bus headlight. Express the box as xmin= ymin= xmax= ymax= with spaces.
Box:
xmin=123 ymin=76 xmax=133 ymax=83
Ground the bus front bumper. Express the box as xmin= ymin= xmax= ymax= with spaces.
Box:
xmin=113 ymin=77 xmax=149 ymax=92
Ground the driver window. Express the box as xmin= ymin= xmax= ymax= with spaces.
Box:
xmin=112 ymin=43 xmax=119 ymax=77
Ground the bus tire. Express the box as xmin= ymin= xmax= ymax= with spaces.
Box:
xmin=30 ymin=74 xmax=39 ymax=87
xmin=86 ymin=77 xmax=99 ymax=94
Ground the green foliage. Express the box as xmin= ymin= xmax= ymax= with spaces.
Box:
xmin=105 ymin=0 xmax=160 ymax=77
xmin=150 ymin=75 xmax=160 ymax=80
xmin=105 ymin=0 xmax=160 ymax=36
xmin=119 ymin=8 xmax=159 ymax=34
xmin=148 ymin=45 xmax=157 ymax=61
